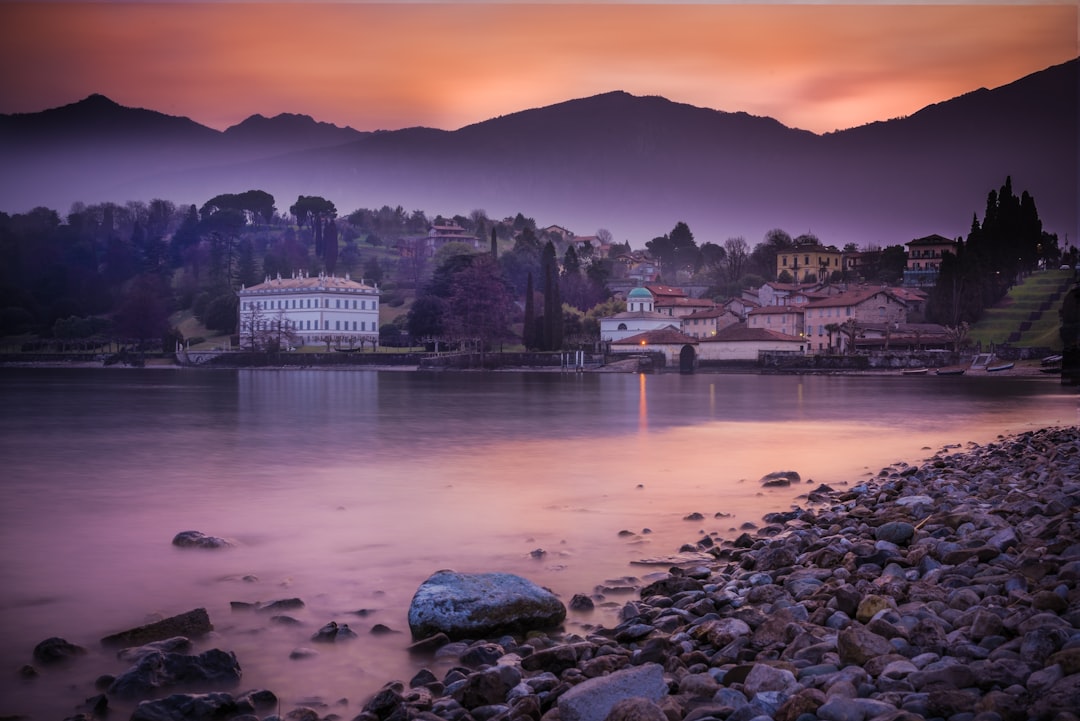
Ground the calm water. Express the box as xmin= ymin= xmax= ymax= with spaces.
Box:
xmin=1 ymin=368 xmax=1076 ymax=717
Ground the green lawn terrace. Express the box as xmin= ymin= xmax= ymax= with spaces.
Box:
xmin=969 ymin=268 xmax=1076 ymax=350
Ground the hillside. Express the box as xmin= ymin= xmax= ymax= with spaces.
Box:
xmin=0 ymin=59 xmax=1076 ymax=247
xmin=969 ymin=269 xmax=1075 ymax=350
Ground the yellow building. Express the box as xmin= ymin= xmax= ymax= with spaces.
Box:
xmin=776 ymin=244 xmax=843 ymax=283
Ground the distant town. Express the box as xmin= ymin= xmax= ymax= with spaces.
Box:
xmin=1 ymin=177 xmax=1075 ymax=373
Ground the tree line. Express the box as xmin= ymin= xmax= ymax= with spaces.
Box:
xmin=0 ymin=176 xmax=1059 ymax=353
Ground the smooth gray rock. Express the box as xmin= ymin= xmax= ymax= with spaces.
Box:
xmin=171 ymin=530 xmax=233 ymax=549
xmin=32 ymin=637 xmax=86 ymax=664
xmin=101 ymin=608 xmax=213 ymax=648
xmin=107 ymin=647 xmax=242 ymax=698
xmin=408 ymin=571 xmax=566 ymax=640
xmin=558 ymin=663 xmax=667 ymax=721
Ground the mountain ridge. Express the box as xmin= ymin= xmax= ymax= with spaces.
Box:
xmin=0 ymin=58 xmax=1075 ymax=247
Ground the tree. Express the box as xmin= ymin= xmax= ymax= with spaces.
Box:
xmin=723 ymin=237 xmax=749 ymax=283
xmin=669 ymin=221 xmax=699 ymax=273
xmin=115 ymin=274 xmax=171 ymax=348
xmin=541 ymin=241 xmax=562 ymax=350
xmin=446 ymin=254 xmax=514 ymax=358
xmin=522 ymin=272 xmax=536 ymax=350
xmin=407 ymin=294 xmax=447 ymax=342
xmin=645 ymin=234 xmax=675 ymax=278
xmin=290 ymin=195 xmax=337 ymax=258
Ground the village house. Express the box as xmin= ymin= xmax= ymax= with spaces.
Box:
xmin=904 ymin=234 xmax=957 ymax=287
xmin=426 ymin=222 xmax=479 ymax=256
xmin=599 ymin=286 xmax=679 ymax=342
xmin=802 ymin=287 xmax=909 ymax=353
xmin=646 ymin=284 xmax=717 ymax=318
xmin=724 ymin=296 xmax=760 ymax=322
xmin=680 ymin=307 xmax=741 ymax=339
xmin=237 ymin=272 xmax=380 ymax=349
xmin=753 ymin=281 xmax=831 ymax=307
xmin=776 ymin=242 xmax=843 ymax=283
xmin=610 ymin=250 xmax=660 ymax=283
xmin=856 ymin=322 xmax=953 ymax=352
xmin=697 ymin=325 xmax=806 ymax=361
xmin=747 ymin=304 xmax=805 ymax=341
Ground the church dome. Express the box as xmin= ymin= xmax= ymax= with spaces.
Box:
xmin=627 ymin=287 xmax=653 ymax=300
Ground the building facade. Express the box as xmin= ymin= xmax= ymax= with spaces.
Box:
xmin=904 ymin=234 xmax=957 ymax=287
xmin=600 ymin=286 xmax=680 ymax=342
xmin=802 ymin=288 xmax=908 ymax=353
xmin=237 ymin=272 xmax=380 ymax=349
xmin=776 ymin=244 xmax=843 ymax=283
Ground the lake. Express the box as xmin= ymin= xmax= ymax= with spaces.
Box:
xmin=0 ymin=367 xmax=1076 ymax=717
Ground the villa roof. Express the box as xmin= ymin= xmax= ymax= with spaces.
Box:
xmin=682 ymin=307 xmax=731 ymax=319
xmin=611 ymin=328 xmax=697 ymax=346
xmin=645 ymin=284 xmax=687 ymax=299
xmin=655 ymin=297 xmax=715 ymax=308
xmin=907 ymin=234 xmax=956 ymax=247
xmin=748 ymin=305 xmax=805 ymax=316
xmin=700 ymin=325 xmax=804 ymax=343
xmin=804 ymin=288 xmax=904 ymax=309
xmin=240 ymin=273 xmax=376 ymax=294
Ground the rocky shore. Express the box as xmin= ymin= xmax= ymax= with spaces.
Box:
xmin=24 ymin=425 xmax=1080 ymax=721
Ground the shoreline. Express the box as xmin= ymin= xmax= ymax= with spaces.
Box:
xmin=0 ymin=356 xmax=1063 ymax=379
xmin=15 ymin=424 xmax=1080 ymax=720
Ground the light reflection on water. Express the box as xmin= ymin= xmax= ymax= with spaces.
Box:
xmin=0 ymin=368 xmax=1075 ymax=716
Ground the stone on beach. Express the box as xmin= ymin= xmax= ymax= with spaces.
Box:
xmin=171 ymin=530 xmax=234 ymax=549
xmin=407 ymin=570 xmax=566 ymax=640
xmin=100 ymin=607 xmax=213 ymax=648
xmin=557 ymin=663 xmax=667 ymax=721
xmin=759 ymin=470 xmax=801 ymax=487
xmin=32 ymin=636 xmax=87 ymax=664
xmin=108 ymin=645 xmax=242 ymax=698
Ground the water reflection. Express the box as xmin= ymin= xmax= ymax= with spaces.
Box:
xmin=0 ymin=368 xmax=1074 ymax=717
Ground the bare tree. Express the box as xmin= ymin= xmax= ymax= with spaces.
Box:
xmin=723 ymin=236 xmax=749 ymax=283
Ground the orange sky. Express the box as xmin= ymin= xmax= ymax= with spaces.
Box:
xmin=0 ymin=2 xmax=1076 ymax=134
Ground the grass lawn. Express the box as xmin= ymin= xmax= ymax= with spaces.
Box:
xmin=968 ymin=269 xmax=1073 ymax=350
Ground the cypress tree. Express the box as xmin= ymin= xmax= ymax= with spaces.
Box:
xmin=523 ymin=272 xmax=535 ymax=349
xmin=491 ymin=227 xmax=498 ymax=259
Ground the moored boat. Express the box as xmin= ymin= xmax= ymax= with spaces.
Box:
xmin=986 ymin=362 xmax=1015 ymax=372
xmin=902 ymin=367 xmax=929 ymax=375
xmin=935 ymin=367 xmax=966 ymax=376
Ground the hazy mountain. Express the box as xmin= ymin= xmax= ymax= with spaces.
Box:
xmin=0 ymin=59 xmax=1075 ymax=248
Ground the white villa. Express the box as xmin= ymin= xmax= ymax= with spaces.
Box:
xmin=600 ymin=286 xmax=680 ymax=342
xmin=237 ymin=272 xmax=380 ymax=349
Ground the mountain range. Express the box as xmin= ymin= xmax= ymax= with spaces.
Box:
xmin=1 ymin=58 xmax=1076 ymax=248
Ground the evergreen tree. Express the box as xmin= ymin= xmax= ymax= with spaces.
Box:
xmin=523 ymin=272 xmax=536 ymax=350
xmin=541 ymin=241 xmax=562 ymax=350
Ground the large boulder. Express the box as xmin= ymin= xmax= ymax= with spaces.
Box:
xmin=107 ymin=647 xmax=242 ymax=699
xmin=130 ymin=690 xmax=276 ymax=721
xmin=558 ymin=663 xmax=667 ymax=721
xmin=407 ymin=570 xmax=566 ymax=640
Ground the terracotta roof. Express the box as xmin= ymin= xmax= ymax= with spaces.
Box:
xmin=804 ymin=288 xmax=904 ymax=309
xmin=907 ymin=234 xmax=956 ymax=246
xmin=682 ymin=307 xmax=731 ymax=319
xmin=748 ymin=305 xmax=805 ymax=316
xmin=645 ymin=284 xmax=687 ymax=298
xmin=655 ymin=297 xmax=715 ymax=308
xmin=611 ymin=328 xmax=697 ymax=345
xmin=700 ymin=325 xmax=804 ymax=343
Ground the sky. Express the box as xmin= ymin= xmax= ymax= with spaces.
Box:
xmin=0 ymin=1 xmax=1076 ymax=135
